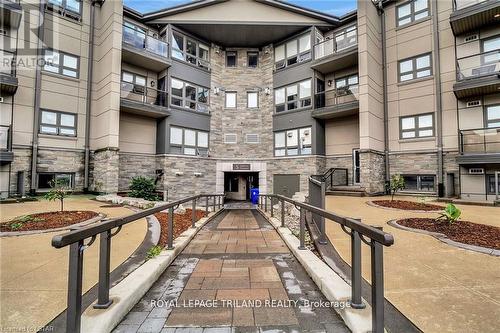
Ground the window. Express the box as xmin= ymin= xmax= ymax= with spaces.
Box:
xmin=247 ymin=91 xmax=259 ymax=108
xmin=274 ymin=79 xmax=312 ymax=112
xmin=170 ymin=78 xmax=209 ymax=113
xmin=402 ymin=175 xmax=435 ymax=192
xmin=225 ymin=92 xmax=237 ymax=108
xmin=486 ymin=105 xmax=500 ymax=128
xmin=399 ymin=53 xmax=432 ymax=82
xmin=245 ymin=133 xmax=260 ymax=144
xmin=224 ymin=134 xmax=237 ymax=144
xmin=274 ymin=127 xmax=312 ymax=156
xmin=482 ymin=36 xmax=500 ymax=64
xmin=400 ymin=113 xmax=434 ymax=139
xmin=47 ymin=0 xmax=82 ymax=20
xmin=38 ymin=173 xmax=74 ymax=189
xmin=247 ymin=52 xmax=258 ymax=68
xmin=226 ymin=51 xmax=237 ymax=67
xmin=169 ymin=126 xmax=208 ymax=156
xmin=274 ymin=33 xmax=311 ymax=69
xmin=487 ymin=175 xmax=500 ymax=195
xmin=335 ymin=74 xmax=358 ymax=94
xmin=171 ymin=32 xmax=210 ymax=70
xmin=40 ymin=110 xmax=76 ymax=136
xmin=397 ymin=0 xmax=429 ymax=27
xmin=43 ymin=49 xmax=79 ymax=78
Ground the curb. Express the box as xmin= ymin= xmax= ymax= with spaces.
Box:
xmin=388 ymin=219 xmax=500 ymax=257
xmin=0 ymin=213 xmax=105 ymax=237
xmin=258 ymin=208 xmax=377 ymax=333
xmin=366 ymin=201 xmax=443 ymax=213
xmin=79 ymin=209 xmax=225 ymax=333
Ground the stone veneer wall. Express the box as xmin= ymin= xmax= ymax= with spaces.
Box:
xmin=267 ymin=156 xmax=324 ymax=193
xmin=325 ymin=155 xmax=354 ymax=185
xmin=118 ymin=153 xmax=158 ymax=191
xmin=9 ymin=148 xmax=32 ymax=195
xmin=359 ymin=151 xmax=385 ymax=194
xmin=209 ymin=47 xmax=274 ymax=159
xmin=90 ymin=148 xmax=119 ymax=193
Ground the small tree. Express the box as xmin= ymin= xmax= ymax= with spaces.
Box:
xmin=389 ymin=174 xmax=405 ymax=201
xmin=438 ymin=203 xmax=461 ymax=224
xmin=44 ymin=179 xmax=72 ymax=212
xmin=129 ymin=176 xmax=159 ymax=201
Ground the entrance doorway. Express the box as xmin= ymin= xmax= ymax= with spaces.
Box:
xmin=353 ymin=149 xmax=360 ymax=185
xmin=224 ymin=172 xmax=259 ymax=201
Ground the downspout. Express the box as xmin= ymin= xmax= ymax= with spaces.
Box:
xmin=431 ymin=0 xmax=444 ymax=196
xmin=377 ymin=1 xmax=390 ymax=192
xmin=30 ymin=0 xmax=46 ymax=194
xmin=84 ymin=1 xmax=99 ymax=192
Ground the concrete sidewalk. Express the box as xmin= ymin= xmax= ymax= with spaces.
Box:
xmin=114 ymin=209 xmax=349 ymax=333
xmin=0 ymin=196 xmax=149 ymax=331
xmin=325 ymin=195 xmax=500 ymax=333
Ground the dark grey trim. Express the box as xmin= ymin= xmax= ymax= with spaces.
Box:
xmin=247 ymin=51 xmax=259 ymax=68
xmin=449 ymin=0 xmax=500 ymax=35
xmin=379 ymin=1 xmax=390 ymax=184
xmin=274 ymin=78 xmax=312 ymax=114
xmin=168 ymin=125 xmax=209 ymax=156
xmin=226 ymin=50 xmax=237 ymax=67
xmin=273 ymin=126 xmax=313 ymax=157
xmin=456 ymin=154 xmax=500 ymax=164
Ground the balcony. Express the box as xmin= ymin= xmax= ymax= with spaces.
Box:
xmin=122 ymin=25 xmax=171 ymax=72
xmin=120 ymin=82 xmax=170 ymax=118
xmin=453 ymin=50 xmax=500 ymax=99
xmin=311 ymin=34 xmax=358 ymax=74
xmin=457 ymin=127 xmax=500 ymax=164
xmin=450 ymin=0 xmax=500 ymax=35
xmin=312 ymin=86 xmax=359 ymax=119
xmin=1 ymin=0 xmax=22 ymax=30
xmin=0 ymin=125 xmax=13 ymax=165
xmin=0 ymin=50 xmax=18 ymax=95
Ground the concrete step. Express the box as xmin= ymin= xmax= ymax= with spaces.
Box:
xmin=326 ymin=190 xmax=365 ymax=197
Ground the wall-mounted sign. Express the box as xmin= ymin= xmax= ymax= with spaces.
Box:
xmin=233 ymin=164 xmax=251 ymax=171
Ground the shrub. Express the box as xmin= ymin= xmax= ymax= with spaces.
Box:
xmin=10 ymin=222 xmax=23 ymax=230
xmin=389 ymin=174 xmax=405 ymax=201
xmin=438 ymin=203 xmax=461 ymax=224
xmin=129 ymin=176 xmax=159 ymax=201
xmin=146 ymin=245 xmax=162 ymax=260
xmin=44 ymin=179 xmax=72 ymax=212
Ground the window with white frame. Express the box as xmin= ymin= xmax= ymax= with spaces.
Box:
xmin=171 ymin=31 xmax=210 ymax=70
xmin=225 ymin=92 xmax=237 ymax=108
xmin=40 ymin=110 xmax=77 ymax=136
xmin=400 ymin=113 xmax=434 ymax=139
xmin=43 ymin=49 xmax=79 ymax=78
xmin=274 ymin=127 xmax=312 ymax=156
xmin=169 ymin=126 xmax=208 ymax=156
xmin=397 ymin=0 xmax=429 ymax=27
xmin=170 ymin=78 xmax=209 ymax=113
xmin=399 ymin=53 xmax=432 ymax=82
xmin=274 ymin=33 xmax=311 ymax=69
xmin=274 ymin=79 xmax=312 ymax=113
xmin=486 ymin=104 xmax=500 ymax=128
xmin=247 ymin=91 xmax=259 ymax=108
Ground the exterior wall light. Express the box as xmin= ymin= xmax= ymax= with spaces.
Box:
xmin=214 ymin=87 xmax=220 ymax=95
xmin=327 ymin=80 xmax=332 ymax=87
xmin=264 ymin=87 xmax=270 ymax=95
xmin=175 ymin=171 xmax=184 ymax=176
xmin=194 ymin=172 xmax=202 ymax=177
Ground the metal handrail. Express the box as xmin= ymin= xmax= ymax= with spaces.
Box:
xmin=258 ymin=193 xmax=393 ymax=333
xmin=452 ymin=0 xmax=489 ymax=11
xmin=52 ymin=193 xmax=225 ymax=333
xmin=456 ymin=49 xmax=500 ymax=81
xmin=459 ymin=126 xmax=500 ymax=154
xmin=313 ymin=30 xmax=358 ymax=61
xmin=314 ymin=86 xmax=359 ymax=109
xmin=122 ymin=24 xmax=169 ymax=58
xmin=120 ymin=81 xmax=169 ymax=108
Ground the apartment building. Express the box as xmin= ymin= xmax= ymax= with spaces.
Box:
xmin=0 ymin=0 xmax=499 ymax=202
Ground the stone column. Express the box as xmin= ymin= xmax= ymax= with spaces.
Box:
xmin=359 ymin=151 xmax=385 ymax=194
xmin=91 ymin=148 xmax=119 ymax=193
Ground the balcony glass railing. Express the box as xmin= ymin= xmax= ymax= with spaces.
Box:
xmin=120 ymin=82 xmax=168 ymax=109
xmin=314 ymin=85 xmax=359 ymax=109
xmin=456 ymin=50 xmax=500 ymax=81
xmin=453 ymin=0 xmax=489 ymax=10
xmin=122 ymin=25 xmax=169 ymax=58
xmin=1 ymin=50 xmax=15 ymax=76
xmin=313 ymin=30 xmax=357 ymax=61
xmin=459 ymin=127 xmax=500 ymax=154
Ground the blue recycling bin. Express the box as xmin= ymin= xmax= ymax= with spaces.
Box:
xmin=250 ymin=188 xmax=259 ymax=204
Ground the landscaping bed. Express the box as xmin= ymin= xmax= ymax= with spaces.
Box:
xmin=0 ymin=211 xmax=99 ymax=232
xmin=372 ymin=200 xmax=443 ymax=211
xmin=398 ymin=218 xmax=500 ymax=250
xmin=155 ymin=209 xmax=206 ymax=247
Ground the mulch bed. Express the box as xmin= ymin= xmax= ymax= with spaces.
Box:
xmin=398 ymin=218 xmax=500 ymax=250
xmin=0 ymin=211 xmax=99 ymax=232
xmin=155 ymin=209 xmax=207 ymax=247
xmin=372 ymin=200 xmax=443 ymax=211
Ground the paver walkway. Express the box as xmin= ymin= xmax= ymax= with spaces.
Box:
xmin=114 ymin=209 xmax=349 ymax=333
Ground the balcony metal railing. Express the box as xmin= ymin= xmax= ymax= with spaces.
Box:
xmin=0 ymin=125 xmax=11 ymax=151
xmin=459 ymin=127 xmax=500 ymax=154
xmin=120 ymin=82 xmax=168 ymax=108
xmin=452 ymin=0 xmax=489 ymax=10
xmin=313 ymin=32 xmax=357 ymax=61
xmin=456 ymin=50 xmax=500 ymax=81
xmin=1 ymin=50 xmax=16 ymax=76
xmin=122 ymin=25 xmax=169 ymax=58
xmin=315 ymin=85 xmax=359 ymax=109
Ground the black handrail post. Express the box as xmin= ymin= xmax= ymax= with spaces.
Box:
xmin=298 ymin=208 xmax=306 ymax=250
xmin=371 ymin=240 xmax=385 ymax=333
xmin=167 ymin=207 xmax=174 ymax=250
xmin=205 ymin=196 xmax=209 ymax=214
xmin=270 ymin=197 xmax=274 ymax=217
xmin=218 ymin=195 xmax=221 ymax=209
xmin=212 ymin=195 xmax=216 ymax=212
xmin=265 ymin=196 xmax=268 ymax=212
xmin=94 ymin=230 xmax=113 ymax=309
xmin=66 ymin=240 xmax=84 ymax=333
xmin=191 ymin=199 xmax=196 ymax=228
xmin=281 ymin=198 xmax=285 ymax=227
xmin=350 ymin=230 xmax=365 ymax=309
